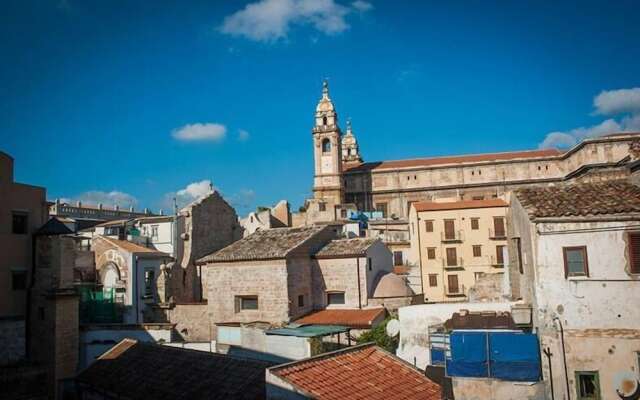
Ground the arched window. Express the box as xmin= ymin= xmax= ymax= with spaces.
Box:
xmin=322 ymin=138 xmax=331 ymax=153
xmin=322 ymin=116 xmax=328 ymax=125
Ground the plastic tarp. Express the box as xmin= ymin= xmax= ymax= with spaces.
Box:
xmin=430 ymin=348 xmax=445 ymax=365
xmin=446 ymin=331 xmax=541 ymax=382
xmin=489 ymin=332 xmax=541 ymax=382
xmin=447 ymin=332 xmax=488 ymax=378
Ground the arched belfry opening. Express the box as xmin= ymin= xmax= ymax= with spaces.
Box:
xmin=322 ymin=138 xmax=331 ymax=153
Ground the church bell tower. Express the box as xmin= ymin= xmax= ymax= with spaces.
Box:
xmin=312 ymin=80 xmax=344 ymax=205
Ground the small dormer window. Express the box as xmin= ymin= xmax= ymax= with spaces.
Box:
xmin=323 ymin=116 xmax=328 ymax=125
xmin=322 ymin=138 xmax=331 ymax=153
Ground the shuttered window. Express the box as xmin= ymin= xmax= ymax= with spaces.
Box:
xmin=444 ymin=220 xmax=455 ymax=240
xmin=629 ymin=233 xmax=640 ymax=274
xmin=425 ymin=220 xmax=434 ymax=232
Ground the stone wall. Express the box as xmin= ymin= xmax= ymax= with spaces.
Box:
xmin=0 ymin=317 xmax=25 ymax=366
xmin=167 ymin=303 xmax=211 ymax=342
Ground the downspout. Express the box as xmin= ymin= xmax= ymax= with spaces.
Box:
xmin=416 ymin=217 xmax=425 ymax=296
xmin=553 ymin=317 xmax=571 ymax=400
xmin=134 ymin=255 xmax=139 ymax=324
xmin=543 ymin=347 xmax=555 ymax=400
xmin=356 ymin=257 xmax=362 ymax=309
xmin=25 ymin=233 xmax=38 ymax=359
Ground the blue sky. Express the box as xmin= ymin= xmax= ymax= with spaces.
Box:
xmin=1 ymin=0 xmax=639 ymax=214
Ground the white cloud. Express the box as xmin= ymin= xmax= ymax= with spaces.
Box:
xmin=238 ymin=129 xmax=250 ymax=141
xmin=172 ymin=123 xmax=227 ymax=142
xmin=593 ymin=87 xmax=640 ymax=115
xmin=162 ymin=180 xmax=215 ymax=210
xmin=220 ymin=0 xmax=371 ymax=42
xmin=539 ymin=87 xmax=640 ymax=149
xmin=351 ymin=0 xmax=373 ymax=12
xmin=61 ymin=190 xmax=138 ymax=208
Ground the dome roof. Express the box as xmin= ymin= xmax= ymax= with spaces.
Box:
xmin=373 ymin=273 xmax=415 ymax=298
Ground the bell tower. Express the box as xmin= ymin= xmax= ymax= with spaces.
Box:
xmin=312 ymin=80 xmax=344 ymax=204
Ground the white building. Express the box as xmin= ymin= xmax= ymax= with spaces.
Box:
xmin=509 ymin=178 xmax=640 ymax=400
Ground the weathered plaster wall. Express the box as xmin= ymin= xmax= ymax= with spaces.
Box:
xmin=452 ymin=378 xmax=546 ymax=400
xmin=0 ymin=317 xmax=25 ymax=365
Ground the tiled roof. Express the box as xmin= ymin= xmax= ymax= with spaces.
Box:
xmin=95 ymin=218 xmax=131 ymax=227
xmin=76 ymin=339 xmax=271 ymax=400
xmin=294 ymin=308 xmax=386 ymax=329
xmin=269 ymin=344 xmax=441 ymax=400
xmin=314 ymin=238 xmax=378 ymax=258
xmin=413 ymin=198 xmax=507 ymax=212
xmin=198 ymin=226 xmax=326 ymax=263
xmin=444 ymin=311 xmax=516 ymax=331
xmin=97 ymin=236 xmax=169 ymax=255
xmin=515 ymin=180 xmax=640 ymax=219
xmin=344 ymin=148 xmax=561 ymax=172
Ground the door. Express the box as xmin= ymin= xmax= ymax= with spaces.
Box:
xmin=447 ymin=274 xmax=459 ymax=294
xmin=444 ymin=220 xmax=455 ymax=240
xmin=446 ymin=248 xmax=457 ymax=266
xmin=493 ymin=217 xmax=505 ymax=237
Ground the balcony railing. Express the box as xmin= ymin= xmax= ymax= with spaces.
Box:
xmin=488 ymin=228 xmax=507 ymax=240
xmin=445 ymin=284 xmax=466 ymax=296
xmin=490 ymin=255 xmax=505 ymax=267
xmin=442 ymin=257 xmax=464 ymax=269
xmin=441 ymin=230 xmax=464 ymax=243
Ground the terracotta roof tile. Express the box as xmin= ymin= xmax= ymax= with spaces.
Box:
xmin=314 ymin=238 xmax=378 ymax=258
xmin=413 ymin=199 xmax=508 ymax=212
xmin=515 ymin=180 xmax=640 ymax=219
xmin=295 ymin=308 xmax=386 ymax=329
xmin=76 ymin=339 xmax=271 ymax=399
xmin=344 ymin=148 xmax=561 ymax=172
xmin=269 ymin=344 xmax=441 ymax=400
xmin=198 ymin=226 xmax=327 ymax=263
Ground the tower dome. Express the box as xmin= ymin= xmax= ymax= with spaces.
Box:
xmin=341 ymin=118 xmax=362 ymax=163
xmin=316 ymin=80 xmax=335 ymax=113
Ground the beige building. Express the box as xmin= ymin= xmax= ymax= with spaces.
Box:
xmin=409 ymin=199 xmax=508 ymax=302
xmin=0 ymin=151 xmax=47 ymax=318
xmin=198 ymin=226 xmax=415 ymax=336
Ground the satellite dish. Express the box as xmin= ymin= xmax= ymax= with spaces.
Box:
xmin=386 ymin=319 xmax=400 ymax=337
xmin=613 ymin=371 xmax=640 ymax=398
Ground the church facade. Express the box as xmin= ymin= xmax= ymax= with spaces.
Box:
xmin=310 ymin=81 xmax=640 ymax=221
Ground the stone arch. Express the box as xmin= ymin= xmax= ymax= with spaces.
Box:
xmin=322 ymin=138 xmax=331 ymax=153
xmin=100 ymin=261 xmax=121 ymax=290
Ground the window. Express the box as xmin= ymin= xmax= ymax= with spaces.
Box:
xmin=151 ymin=225 xmax=159 ymax=239
xmin=375 ymin=203 xmax=387 ymax=217
xmin=322 ymin=138 xmax=331 ymax=152
xmin=425 ymin=220 xmax=434 ymax=232
xmin=427 ymin=247 xmax=436 ymax=260
xmin=367 ymin=257 xmax=372 ymax=271
xmin=563 ymin=246 xmax=589 ymax=278
xmin=628 ymin=233 xmax=640 ymax=273
xmin=327 ymin=292 xmax=345 ymax=305
xmin=12 ymin=212 xmax=28 ymax=234
xmin=298 ymin=294 xmax=304 ymax=308
xmin=322 ymin=116 xmax=328 ymax=125
xmin=446 ymin=248 xmax=457 ymax=266
xmin=471 ymin=218 xmax=479 ymax=230
xmin=11 ymin=270 xmax=27 ymax=290
xmin=474 ymin=272 xmax=483 ymax=282
xmin=393 ymin=251 xmax=403 ymax=266
xmin=447 ymin=275 xmax=459 ymax=293
xmin=444 ymin=219 xmax=456 ymax=240
xmin=496 ymin=245 xmax=505 ymax=265
xmin=319 ymin=202 xmax=326 ymax=212
xmin=144 ymin=269 xmax=155 ymax=297
xmin=493 ymin=217 xmax=505 ymax=238
xmin=340 ymin=209 xmax=347 ymax=218
xmin=428 ymin=274 xmax=438 ymax=287
xmin=236 ymin=295 xmax=259 ymax=311
xmin=472 ymin=195 xmax=485 ymax=200
xmin=473 ymin=245 xmax=482 ymax=257
xmin=575 ymin=371 xmax=600 ymax=400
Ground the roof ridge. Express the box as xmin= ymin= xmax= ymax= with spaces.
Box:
xmin=269 ymin=342 xmax=377 ymax=374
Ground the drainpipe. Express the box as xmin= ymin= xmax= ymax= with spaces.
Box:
xmin=543 ymin=347 xmax=555 ymax=400
xmin=416 ymin=218 xmax=425 ymax=296
xmin=25 ymin=233 xmax=38 ymax=360
xmin=356 ymin=258 xmax=362 ymax=309
xmin=553 ymin=317 xmax=570 ymax=400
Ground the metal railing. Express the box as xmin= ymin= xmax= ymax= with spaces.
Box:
xmin=442 ymin=257 xmax=464 ymax=268
xmin=488 ymin=228 xmax=507 ymax=240
xmin=441 ymin=230 xmax=464 ymax=242
xmin=445 ymin=284 xmax=466 ymax=296
xmin=490 ymin=255 xmax=505 ymax=267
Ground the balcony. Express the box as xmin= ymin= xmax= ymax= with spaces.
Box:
xmin=488 ymin=228 xmax=507 ymax=240
xmin=441 ymin=230 xmax=464 ymax=243
xmin=445 ymin=284 xmax=466 ymax=297
xmin=442 ymin=257 xmax=464 ymax=269
xmin=490 ymin=255 xmax=505 ymax=267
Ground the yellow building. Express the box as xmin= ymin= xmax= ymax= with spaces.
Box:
xmin=409 ymin=199 xmax=508 ymax=302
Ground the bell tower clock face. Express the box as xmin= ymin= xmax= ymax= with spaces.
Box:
xmin=321 ymin=155 xmax=333 ymax=173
